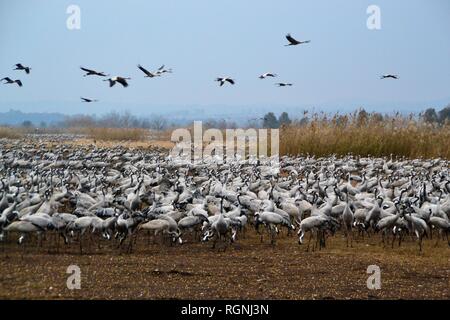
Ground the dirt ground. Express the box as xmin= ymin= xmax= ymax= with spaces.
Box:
xmin=0 ymin=231 xmax=449 ymax=300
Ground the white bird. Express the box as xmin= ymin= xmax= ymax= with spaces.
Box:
xmin=137 ymin=64 xmax=160 ymax=78
xmin=155 ymin=65 xmax=173 ymax=75
xmin=259 ymin=73 xmax=277 ymax=79
xmin=103 ymin=76 xmax=130 ymax=87
xmin=215 ymin=77 xmax=235 ymax=86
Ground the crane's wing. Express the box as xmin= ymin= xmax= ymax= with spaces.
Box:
xmin=286 ymin=34 xmax=298 ymax=44
xmin=15 ymin=80 xmax=23 ymax=87
xmin=1 ymin=77 xmax=12 ymax=82
xmin=116 ymin=77 xmax=129 ymax=87
xmin=80 ymin=67 xmax=96 ymax=73
xmin=226 ymin=78 xmax=235 ymax=85
xmin=158 ymin=65 xmax=165 ymax=71
xmin=137 ymin=64 xmax=151 ymax=76
xmin=15 ymin=63 xmax=24 ymax=69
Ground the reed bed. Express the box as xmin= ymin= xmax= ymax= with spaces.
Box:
xmin=83 ymin=127 xmax=149 ymax=141
xmin=0 ymin=127 xmax=24 ymax=139
xmin=280 ymin=112 xmax=450 ymax=159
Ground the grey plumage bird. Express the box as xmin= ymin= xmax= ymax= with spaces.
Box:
xmin=1 ymin=77 xmax=22 ymax=87
xmin=14 ymin=63 xmax=31 ymax=74
xmin=380 ymin=74 xmax=399 ymax=79
xmin=80 ymin=67 xmax=108 ymax=77
xmin=285 ymin=33 xmax=311 ymax=46
xmin=215 ymin=77 xmax=235 ymax=86
xmin=103 ymin=76 xmax=130 ymax=87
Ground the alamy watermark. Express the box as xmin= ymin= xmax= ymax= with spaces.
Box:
xmin=66 ymin=4 xmax=81 ymax=30
xmin=170 ymin=121 xmax=279 ymax=166
xmin=367 ymin=5 xmax=381 ymax=30
xmin=66 ymin=264 xmax=81 ymax=290
xmin=367 ymin=265 xmax=381 ymax=290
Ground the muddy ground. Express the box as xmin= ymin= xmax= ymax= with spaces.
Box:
xmin=0 ymin=231 xmax=449 ymax=300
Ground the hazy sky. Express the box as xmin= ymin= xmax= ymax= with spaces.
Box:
xmin=0 ymin=0 xmax=449 ymax=116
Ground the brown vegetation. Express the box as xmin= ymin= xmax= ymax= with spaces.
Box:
xmin=280 ymin=112 xmax=450 ymax=159
xmin=0 ymin=127 xmax=23 ymax=139
xmin=82 ymin=127 xmax=149 ymax=141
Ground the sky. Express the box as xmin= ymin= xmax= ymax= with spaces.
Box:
xmin=0 ymin=0 xmax=449 ymax=118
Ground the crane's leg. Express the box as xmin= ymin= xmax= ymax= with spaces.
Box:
xmin=79 ymin=232 xmax=83 ymax=255
xmin=391 ymin=231 xmax=396 ymax=249
xmin=349 ymin=229 xmax=353 ymax=248
xmin=434 ymin=230 xmax=440 ymax=247
xmin=306 ymin=231 xmax=313 ymax=252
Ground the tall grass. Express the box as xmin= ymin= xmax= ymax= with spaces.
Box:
xmin=84 ymin=127 xmax=149 ymax=141
xmin=0 ymin=127 xmax=23 ymax=139
xmin=280 ymin=112 xmax=450 ymax=159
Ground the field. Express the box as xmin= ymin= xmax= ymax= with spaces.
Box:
xmin=0 ymin=134 xmax=449 ymax=300
xmin=0 ymin=232 xmax=448 ymax=300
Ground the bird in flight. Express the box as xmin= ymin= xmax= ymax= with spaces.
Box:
xmin=103 ymin=76 xmax=130 ymax=87
xmin=80 ymin=97 xmax=98 ymax=103
xmin=155 ymin=65 xmax=173 ymax=75
xmin=275 ymin=82 xmax=293 ymax=87
xmin=14 ymin=63 xmax=31 ymax=74
xmin=1 ymin=77 xmax=22 ymax=87
xmin=137 ymin=64 xmax=161 ymax=78
xmin=380 ymin=74 xmax=399 ymax=79
xmin=80 ymin=67 xmax=108 ymax=77
xmin=259 ymin=73 xmax=277 ymax=79
xmin=215 ymin=77 xmax=235 ymax=86
xmin=285 ymin=34 xmax=311 ymax=46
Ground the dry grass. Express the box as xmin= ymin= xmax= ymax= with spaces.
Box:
xmin=0 ymin=127 xmax=23 ymax=139
xmin=280 ymin=113 xmax=450 ymax=159
xmin=68 ymin=138 xmax=174 ymax=149
xmin=82 ymin=127 xmax=149 ymax=142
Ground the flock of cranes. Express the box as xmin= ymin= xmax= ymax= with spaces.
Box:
xmin=0 ymin=138 xmax=448 ymax=255
xmin=78 ymin=64 xmax=173 ymax=101
xmin=2 ymin=33 xmax=399 ymax=104
xmin=0 ymin=64 xmax=30 ymax=87
xmin=0 ymin=30 xmax=422 ymax=256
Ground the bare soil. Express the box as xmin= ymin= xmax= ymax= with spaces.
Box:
xmin=0 ymin=231 xmax=449 ymax=300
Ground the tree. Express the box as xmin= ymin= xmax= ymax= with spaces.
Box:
xmin=262 ymin=112 xmax=279 ymax=128
xmin=278 ymin=112 xmax=292 ymax=126
xmin=298 ymin=117 xmax=309 ymax=126
xmin=149 ymin=115 xmax=168 ymax=131
xmin=422 ymin=108 xmax=439 ymax=123
xmin=21 ymin=120 xmax=33 ymax=128
xmin=438 ymin=105 xmax=450 ymax=124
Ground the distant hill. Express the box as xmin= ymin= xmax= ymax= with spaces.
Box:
xmin=0 ymin=109 xmax=66 ymax=126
